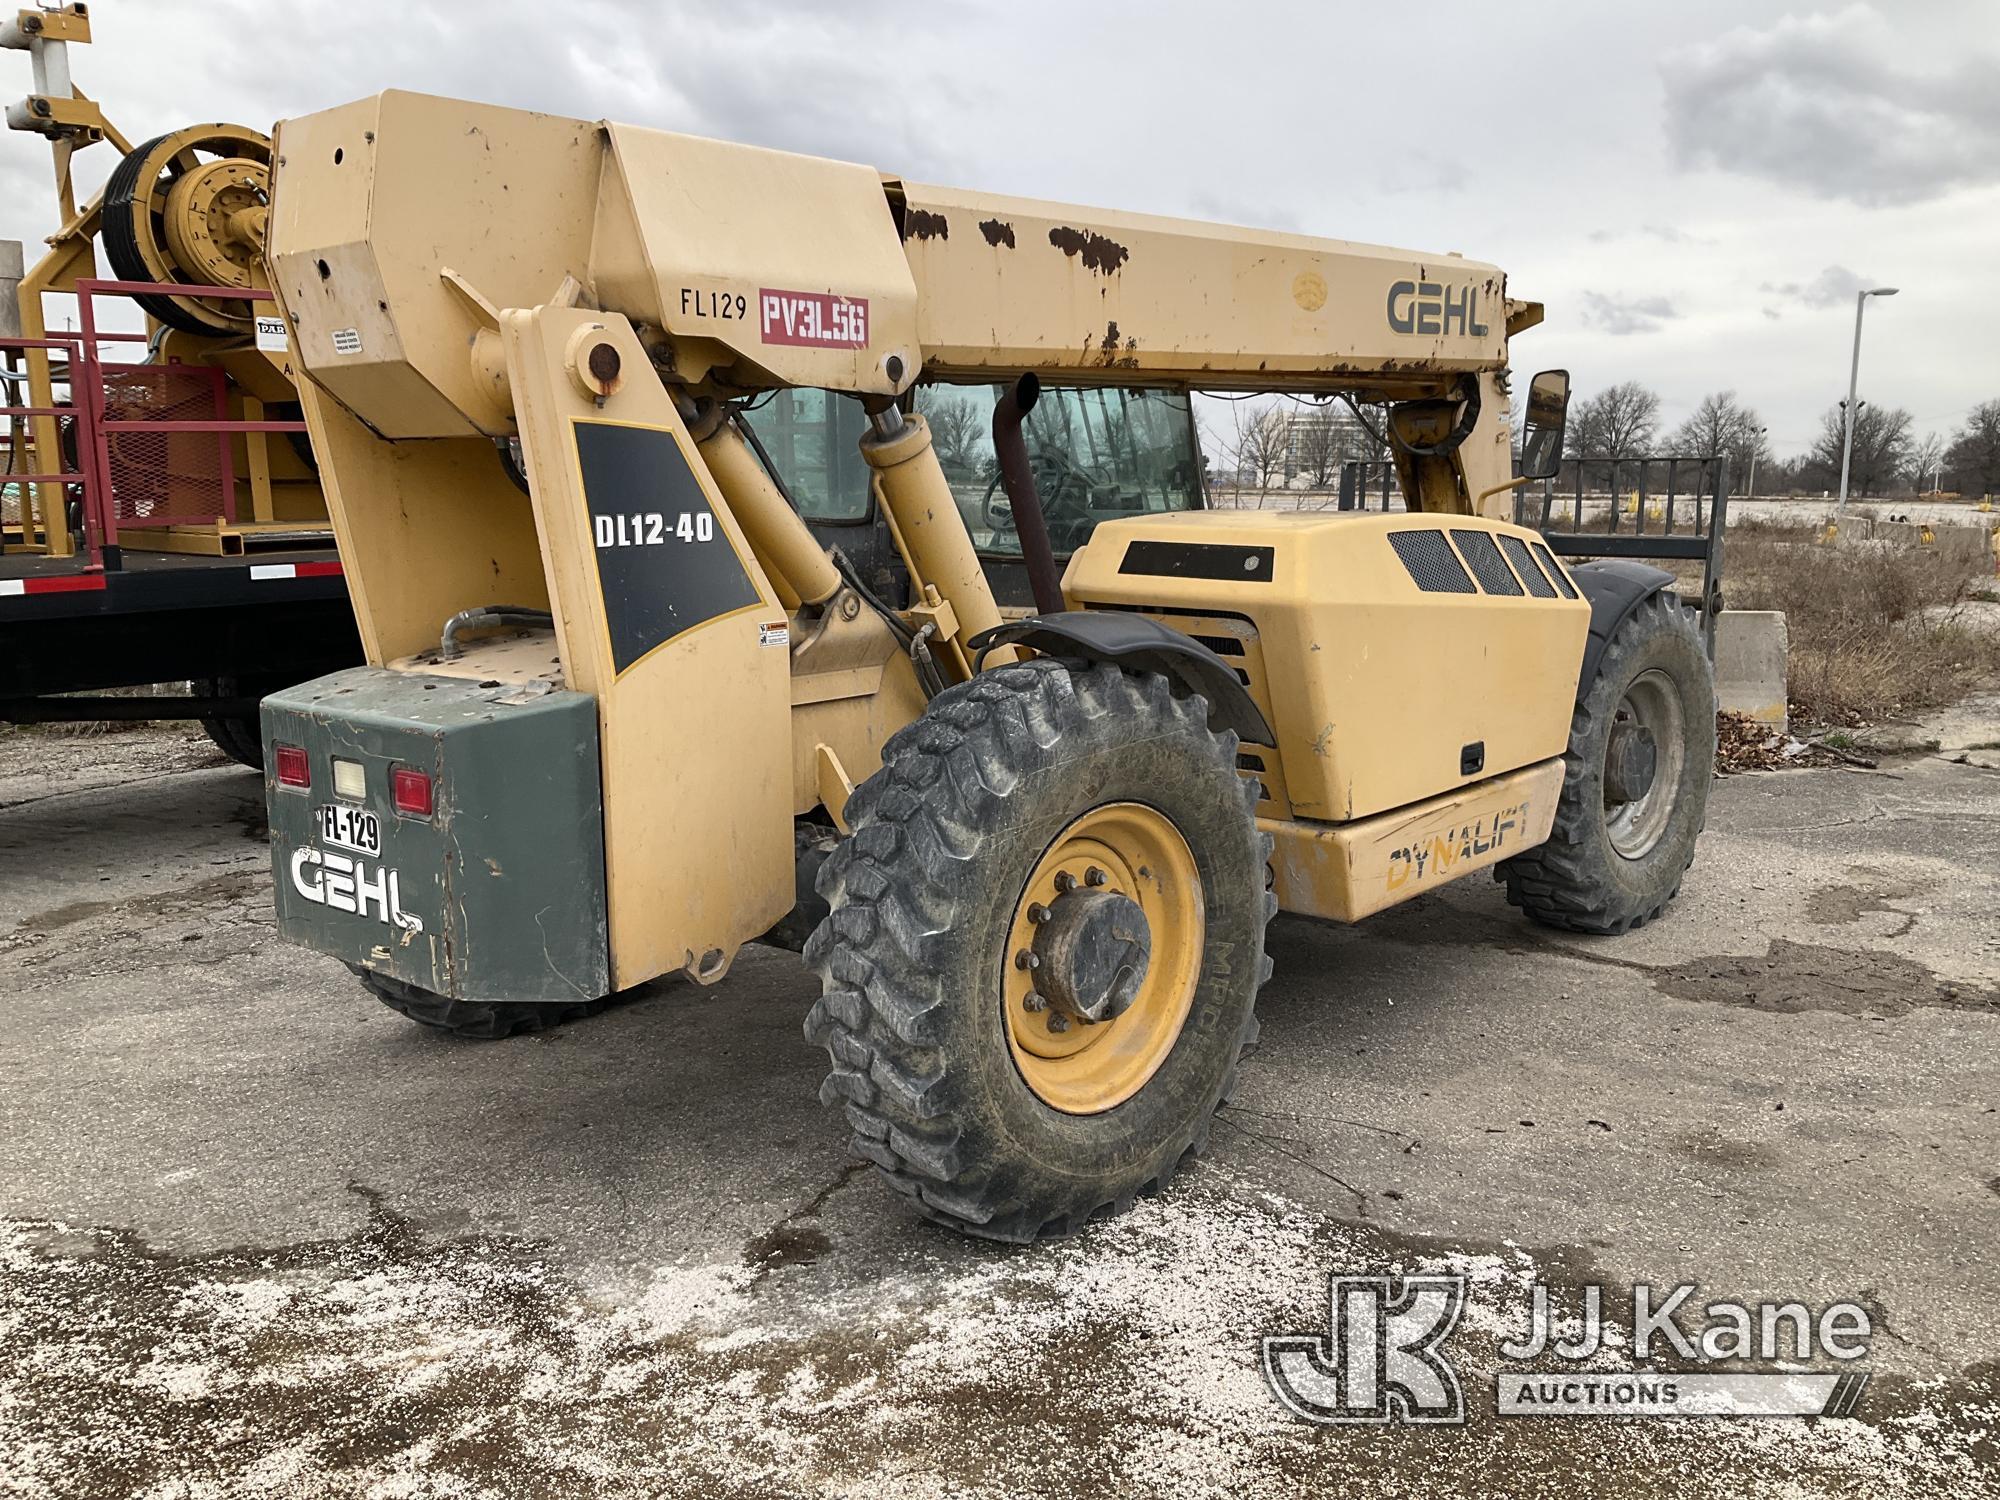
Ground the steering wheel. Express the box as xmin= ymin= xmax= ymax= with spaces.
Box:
xmin=982 ymin=448 xmax=1094 ymax=532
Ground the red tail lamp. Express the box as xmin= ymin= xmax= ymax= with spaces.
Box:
xmin=274 ymin=744 xmax=310 ymax=788
xmin=391 ymin=766 xmax=434 ymax=817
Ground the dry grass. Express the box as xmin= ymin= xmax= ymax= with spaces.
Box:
xmin=1722 ymin=519 xmax=2000 ymax=725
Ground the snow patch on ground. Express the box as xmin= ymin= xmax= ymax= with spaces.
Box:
xmin=2 ymin=1187 xmax=1993 ymax=1497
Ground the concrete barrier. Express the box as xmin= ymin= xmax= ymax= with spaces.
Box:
xmin=1715 ymin=610 xmax=1789 ymax=733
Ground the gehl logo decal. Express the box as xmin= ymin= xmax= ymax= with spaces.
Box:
xmin=1387 ymin=280 xmax=1490 ymax=338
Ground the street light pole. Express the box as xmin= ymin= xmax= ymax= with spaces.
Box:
xmin=1746 ymin=424 xmax=1769 ymax=501
xmin=1835 ymin=286 xmax=1898 ymax=515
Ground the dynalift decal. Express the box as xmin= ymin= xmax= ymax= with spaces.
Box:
xmin=759 ymin=289 xmax=869 ymax=348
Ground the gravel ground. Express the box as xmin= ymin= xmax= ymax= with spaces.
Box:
xmin=2 ymin=723 xmax=1997 ymax=1498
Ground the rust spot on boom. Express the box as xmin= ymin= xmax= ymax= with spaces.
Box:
xmin=904 ymin=208 xmax=950 ymax=242
xmin=1048 ymin=225 xmax=1129 ymax=275
xmin=979 ymin=217 xmax=1016 ymax=248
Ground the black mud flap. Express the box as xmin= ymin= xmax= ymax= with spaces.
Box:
xmin=969 ymin=611 xmax=1273 ymax=745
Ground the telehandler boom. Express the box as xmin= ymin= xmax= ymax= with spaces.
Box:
xmin=260 ymin=92 xmax=1714 ymax=1240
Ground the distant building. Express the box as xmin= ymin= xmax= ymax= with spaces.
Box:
xmin=1252 ymin=405 xmax=1387 ymax=489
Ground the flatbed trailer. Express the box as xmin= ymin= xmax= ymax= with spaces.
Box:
xmin=0 ymin=545 xmax=355 ymax=738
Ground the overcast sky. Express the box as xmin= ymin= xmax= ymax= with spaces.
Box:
xmin=3 ymin=0 xmax=1994 ymax=457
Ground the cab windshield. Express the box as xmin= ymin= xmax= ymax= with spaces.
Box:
xmin=743 ymin=384 xmax=1204 ymax=556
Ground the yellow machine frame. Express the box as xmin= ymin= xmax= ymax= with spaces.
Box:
xmin=266 ymin=91 xmax=1583 ymax=990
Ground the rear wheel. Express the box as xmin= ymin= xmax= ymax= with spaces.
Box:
xmin=193 ymin=674 xmax=273 ymax=769
xmin=1498 ymin=591 xmax=1715 ymax=934
xmin=805 ymin=659 xmax=1273 ymax=1242
xmin=348 ymin=966 xmax=610 ymax=1039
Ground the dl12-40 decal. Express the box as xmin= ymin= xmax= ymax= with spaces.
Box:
xmin=593 ymin=511 xmax=717 ymax=549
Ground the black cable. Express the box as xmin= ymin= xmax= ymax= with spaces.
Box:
xmin=1337 ymin=394 xmax=1391 ymax=451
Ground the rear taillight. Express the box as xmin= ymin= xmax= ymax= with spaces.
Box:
xmin=391 ymin=766 xmax=433 ymax=817
xmin=274 ymin=744 xmax=310 ymax=788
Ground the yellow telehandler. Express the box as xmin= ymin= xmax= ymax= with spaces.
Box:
xmin=258 ymin=92 xmax=1713 ymax=1240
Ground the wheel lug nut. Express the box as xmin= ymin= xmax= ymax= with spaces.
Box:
xmin=1027 ymin=902 xmax=1051 ymax=924
xmin=1023 ymin=991 xmax=1048 ymax=1012
xmin=1015 ymin=949 xmax=1039 ymax=970
xmin=1085 ymin=866 xmax=1107 ymax=887
xmin=1046 ymin=1012 xmax=1069 ymax=1033
xmin=1053 ymin=871 xmax=1076 ymax=893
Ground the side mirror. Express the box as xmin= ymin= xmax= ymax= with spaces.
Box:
xmin=1520 ymin=369 xmax=1569 ymax=480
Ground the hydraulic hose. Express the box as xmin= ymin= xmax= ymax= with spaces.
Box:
xmin=439 ymin=605 xmax=555 ymax=661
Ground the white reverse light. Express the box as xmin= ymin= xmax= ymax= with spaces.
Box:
xmin=331 ymin=757 xmax=367 ymax=801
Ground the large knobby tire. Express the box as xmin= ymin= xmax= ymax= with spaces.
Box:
xmin=1498 ymin=591 xmax=1715 ymax=934
xmin=348 ymin=965 xmax=610 ymax=1040
xmin=199 ymin=712 xmax=263 ymax=769
xmin=193 ymin=675 xmax=271 ymax=769
xmin=804 ymin=659 xmax=1274 ymax=1243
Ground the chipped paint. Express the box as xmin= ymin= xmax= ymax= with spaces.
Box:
xmin=977 ymin=217 xmax=1016 ymax=249
xmin=903 ymin=208 xmax=949 ymax=243
xmin=1047 ymin=224 xmax=1129 ymax=275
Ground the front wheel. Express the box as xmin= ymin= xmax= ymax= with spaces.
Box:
xmin=1498 ymin=591 xmax=1715 ymax=934
xmin=804 ymin=659 xmax=1273 ymax=1242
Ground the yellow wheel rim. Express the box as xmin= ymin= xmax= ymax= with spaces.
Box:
xmin=1004 ymin=802 xmax=1203 ymax=1115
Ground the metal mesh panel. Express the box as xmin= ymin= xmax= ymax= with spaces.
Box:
xmin=1532 ymin=541 xmax=1580 ymax=598
xmin=1450 ymin=530 xmax=1524 ymax=595
xmin=1388 ymin=529 xmax=1476 ymax=593
xmin=1498 ymin=533 xmax=1558 ymax=597
xmin=99 ymin=366 xmax=230 ymax=525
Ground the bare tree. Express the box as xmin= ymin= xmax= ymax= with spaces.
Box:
xmin=916 ymin=390 xmax=986 ymax=477
xmin=1200 ymin=400 xmax=1289 ymax=509
xmin=1944 ymin=400 xmax=2000 ymax=498
xmin=1566 ymin=381 xmax=1662 ymax=457
xmin=1293 ymin=409 xmax=1345 ymax=490
xmin=1909 ymin=431 xmax=1946 ymax=492
xmin=1671 ymin=390 xmax=1769 ymax=492
xmin=1808 ymin=402 xmax=1914 ymax=497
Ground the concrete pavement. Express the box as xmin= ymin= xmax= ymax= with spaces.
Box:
xmin=2 ymin=725 xmax=1996 ymax=1498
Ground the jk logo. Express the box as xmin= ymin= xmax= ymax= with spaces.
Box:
xmin=1262 ymin=1275 xmax=1467 ymax=1425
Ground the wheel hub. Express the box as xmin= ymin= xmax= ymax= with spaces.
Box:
xmin=1602 ymin=668 xmax=1687 ymax=861
xmin=1604 ymin=720 xmax=1658 ymax=804
xmin=1003 ymin=802 xmax=1205 ymax=1115
xmin=1031 ymin=886 xmax=1152 ymax=1024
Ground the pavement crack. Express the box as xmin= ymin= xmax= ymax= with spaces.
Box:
xmin=1213 ymin=1112 xmax=1372 ymax=1213
xmin=742 ymin=1160 xmax=868 ymax=1278
xmin=1220 ymin=1101 xmax=1417 ymax=1146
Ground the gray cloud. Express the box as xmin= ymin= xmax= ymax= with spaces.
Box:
xmin=0 ymin=0 xmax=1983 ymax=464
xmin=201 ymin=0 xmax=977 ymax=182
xmin=1760 ymin=265 xmax=1876 ymax=309
xmin=1661 ymin=4 xmax=2000 ymax=206
xmin=1579 ymin=291 xmax=1679 ymax=336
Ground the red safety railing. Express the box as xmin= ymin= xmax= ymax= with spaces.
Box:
xmin=71 ymin=280 xmax=308 ymax=565
xmin=0 ymin=331 xmax=93 ymax=559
